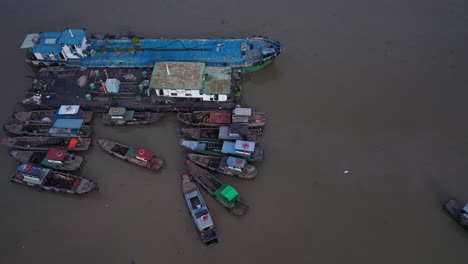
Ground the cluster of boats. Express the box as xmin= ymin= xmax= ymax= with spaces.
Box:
xmin=10 ymin=28 xmax=283 ymax=245
xmin=177 ymin=107 xmax=265 ymax=244
xmin=2 ymin=105 xmax=167 ymax=194
xmin=2 ymin=102 xmax=265 ymax=245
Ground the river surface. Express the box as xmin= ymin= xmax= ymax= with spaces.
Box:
xmin=1 ymin=0 xmax=468 ymax=263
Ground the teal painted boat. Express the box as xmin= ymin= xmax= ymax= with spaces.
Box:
xmin=179 ymin=139 xmax=263 ymax=162
xmin=20 ymin=29 xmax=284 ymax=72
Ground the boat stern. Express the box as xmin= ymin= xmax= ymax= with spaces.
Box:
xmin=75 ymin=179 xmax=98 ymax=194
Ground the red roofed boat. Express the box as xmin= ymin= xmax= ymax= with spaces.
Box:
xmin=96 ymin=138 xmax=163 ymax=171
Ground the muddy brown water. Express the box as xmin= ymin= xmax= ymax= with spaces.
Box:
xmin=1 ymin=0 xmax=468 ymax=263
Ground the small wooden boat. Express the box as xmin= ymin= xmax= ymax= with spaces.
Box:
xmin=179 ymin=139 xmax=264 ymax=162
xmin=187 ymin=153 xmax=257 ymax=179
xmin=10 ymin=149 xmax=84 ymax=171
xmin=0 ymin=137 xmax=91 ymax=151
xmin=181 ymin=173 xmax=218 ymax=244
xmin=101 ymin=107 xmax=165 ymax=126
xmin=3 ymin=123 xmax=92 ymax=137
xmin=96 ymin=138 xmax=163 ymax=171
xmin=177 ymin=107 xmax=266 ymax=128
xmin=185 ymin=160 xmax=248 ymax=216
xmin=180 ymin=124 xmax=262 ymax=142
xmin=11 ymin=163 xmax=97 ymax=194
xmin=12 ymin=105 xmax=93 ymax=124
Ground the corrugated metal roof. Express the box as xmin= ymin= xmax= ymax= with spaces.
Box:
xmin=57 ymin=29 xmax=86 ymax=45
xmin=201 ymin=66 xmax=231 ymax=95
xmin=150 ymin=62 xmax=205 ymax=90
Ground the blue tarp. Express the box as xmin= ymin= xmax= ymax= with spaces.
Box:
xmin=52 ymin=119 xmax=84 ymax=129
xmin=57 ymin=29 xmax=86 ymax=45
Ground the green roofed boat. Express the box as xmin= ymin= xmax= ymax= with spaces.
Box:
xmin=101 ymin=107 xmax=165 ymax=126
xmin=185 ymin=159 xmax=248 ymax=216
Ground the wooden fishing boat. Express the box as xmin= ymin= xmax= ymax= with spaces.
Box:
xmin=180 ymin=124 xmax=262 ymax=142
xmin=11 ymin=163 xmax=97 ymax=194
xmin=179 ymin=139 xmax=264 ymax=162
xmin=12 ymin=105 xmax=93 ymax=124
xmin=3 ymin=123 xmax=92 ymax=137
xmin=0 ymin=137 xmax=91 ymax=151
xmin=101 ymin=107 xmax=165 ymax=126
xmin=177 ymin=108 xmax=266 ymax=128
xmin=187 ymin=153 xmax=257 ymax=179
xmin=96 ymin=138 xmax=163 ymax=171
xmin=10 ymin=149 xmax=83 ymax=171
xmin=181 ymin=173 xmax=218 ymax=244
xmin=185 ymin=160 xmax=248 ymax=216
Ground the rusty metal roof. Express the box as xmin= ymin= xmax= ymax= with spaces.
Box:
xmin=201 ymin=67 xmax=231 ymax=95
xmin=150 ymin=62 xmax=205 ymax=90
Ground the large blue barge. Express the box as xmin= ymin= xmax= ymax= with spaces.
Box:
xmin=20 ymin=29 xmax=284 ymax=72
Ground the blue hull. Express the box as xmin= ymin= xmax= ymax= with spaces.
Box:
xmin=29 ymin=36 xmax=284 ymax=69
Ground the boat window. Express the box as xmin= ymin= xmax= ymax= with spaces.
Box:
xmin=185 ymin=93 xmax=192 ymax=97
xmin=59 ymin=52 xmax=65 ymax=60
xmin=171 ymin=93 xmax=177 ymax=96
xmin=190 ymin=196 xmax=202 ymax=209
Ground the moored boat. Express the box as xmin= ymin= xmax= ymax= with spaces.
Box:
xmin=444 ymin=199 xmax=468 ymax=229
xmin=177 ymin=108 xmax=265 ymax=128
xmin=21 ymin=29 xmax=284 ymax=72
xmin=185 ymin=160 xmax=248 ymax=216
xmin=12 ymin=105 xmax=93 ymax=124
xmin=181 ymin=173 xmax=218 ymax=244
xmin=11 ymin=163 xmax=97 ymax=194
xmin=3 ymin=122 xmax=92 ymax=137
xmin=101 ymin=107 xmax=165 ymax=126
xmin=179 ymin=139 xmax=263 ymax=162
xmin=0 ymin=137 xmax=91 ymax=151
xmin=180 ymin=124 xmax=262 ymax=142
xmin=187 ymin=153 xmax=256 ymax=179
xmin=96 ymin=138 xmax=163 ymax=171
xmin=10 ymin=149 xmax=83 ymax=171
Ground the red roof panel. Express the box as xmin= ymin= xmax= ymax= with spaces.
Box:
xmin=208 ymin=112 xmax=231 ymax=124
xmin=45 ymin=148 xmax=67 ymax=161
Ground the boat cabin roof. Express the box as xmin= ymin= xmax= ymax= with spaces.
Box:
xmin=234 ymin=140 xmax=255 ymax=152
xmin=180 ymin=140 xmax=207 ymax=151
xmin=126 ymin=148 xmax=154 ymax=161
xmin=226 ymin=156 xmax=246 ymax=168
xmin=209 ymin=112 xmax=231 ymax=124
xmin=17 ymin=163 xmax=50 ymax=182
xmin=20 ymin=33 xmax=40 ymax=49
xmin=45 ymin=148 xmax=67 ymax=161
xmin=217 ymin=184 xmax=239 ymax=202
xmin=52 ymin=119 xmax=84 ymax=129
xmin=108 ymin=107 xmax=127 ymax=116
xmin=233 ymin=108 xmax=252 ymax=116
xmin=58 ymin=105 xmax=80 ymax=115
xmin=57 ymin=29 xmax=86 ymax=45
xmin=185 ymin=190 xmax=214 ymax=230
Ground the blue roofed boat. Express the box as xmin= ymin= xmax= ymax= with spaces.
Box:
xmin=179 ymin=139 xmax=263 ymax=162
xmin=20 ymin=28 xmax=284 ymax=72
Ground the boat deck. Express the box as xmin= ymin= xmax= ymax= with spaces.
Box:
xmin=22 ymin=67 xmax=241 ymax=112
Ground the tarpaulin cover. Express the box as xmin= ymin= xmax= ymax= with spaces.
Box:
xmin=208 ymin=112 xmax=231 ymax=124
